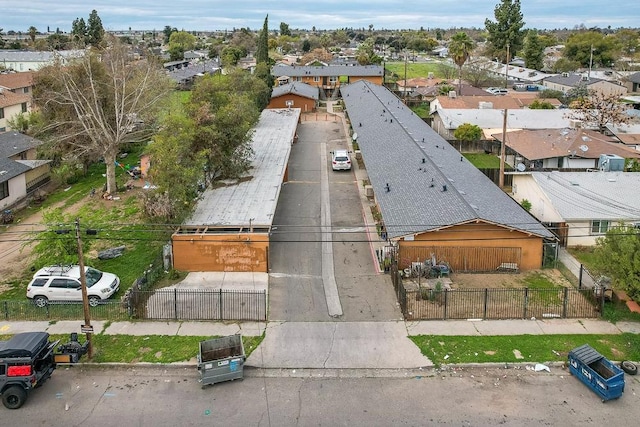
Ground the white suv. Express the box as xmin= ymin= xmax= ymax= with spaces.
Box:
xmin=26 ymin=265 xmax=120 ymax=307
xmin=331 ymin=149 xmax=352 ymax=171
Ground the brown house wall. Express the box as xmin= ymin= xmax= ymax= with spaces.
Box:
xmin=348 ymin=76 xmax=383 ymax=85
xmin=268 ymin=94 xmax=316 ymax=112
xmin=172 ymin=233 xmax=269 ymax=272
xmin=398 ymin=222 xmax=543 ymax=271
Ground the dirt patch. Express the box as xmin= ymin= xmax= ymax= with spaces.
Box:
xmin=450 ymin=269 xmax=572 ymax=289
xmin=138 ymin=347 xmax=151 ymax=354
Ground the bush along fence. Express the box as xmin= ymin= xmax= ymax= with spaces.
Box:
xmin=390 ymin=265 xmax=603 ymax=321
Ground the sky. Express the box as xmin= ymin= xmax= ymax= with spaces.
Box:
xmin=0 ymin=1 xmax=638 ymax=33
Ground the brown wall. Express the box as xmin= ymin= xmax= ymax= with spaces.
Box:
xmin=348 ymin=76 xmax=383 ymax=85
xmin=172 ymin=233 xmax=269 ymax=272
xmin=398 ymin=222 xmax=544 ymax=272
xmin=268 ymin=94 xmax=316 ymax=112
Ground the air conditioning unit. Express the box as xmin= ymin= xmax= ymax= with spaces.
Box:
xmin=478 ymin=101 xmax=494 ymax=109
xmin=448 ymin=91 xmax=457 ymax=98
xmin=569 ymin=119 xmax=582 ymax=129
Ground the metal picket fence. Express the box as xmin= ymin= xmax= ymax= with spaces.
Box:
xmin=0 ymin=289 xmax=267 ymax=322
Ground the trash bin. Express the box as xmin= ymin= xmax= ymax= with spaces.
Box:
xmin=568 ymin=344 xmax=625 ymax=402
xmin=197 ymin=334 xmax=246 ymax=388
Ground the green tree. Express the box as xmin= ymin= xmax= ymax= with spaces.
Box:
xmin=563 ymin=31 xmax=621 ymax=68
xmin=86 ymin=10 xmax=104 ymax=46
xmin=169 ymin=31 xmax=197 ymax=52
xmin=163 ymin=26 xmax=177 ymax=44
xmin=220 ymin=46 xmax=246 ymax=67
xmin=279 ymin=22 xmax=291 ymax=37
xmin=593 ymin=225 xmax=640 ymax=300
xmin=302 ymin=39 xmax=311 ymax=52
xmin=551 ymin=57 xmax=581 ymax=73
xmin=33 ymin=39 xmax=173 ymax=195
xmin=28 ymin=26 xmax=38 ymax=43
xmin=614 ymin=29 xmax=640 ymax=55
xmin=0 ymin=28 xmax=5 ymax=48
xmin=71 ymin=18 xmax=87 ymax=44
xmin=256 ymin=15 xmax=269 ymax=64
xmin=484 ymin=0 xmax=525 ymax=62
xmin=356 ymin=37 xmax=382 ymax=65
xmin=146 ymin=113 xmax=207 ymax=220
xmin=30 ymin=209 xmax=87 ymax=267
xmin=448 ymin=32 xmax=475 ymax=95
xmin=522 ymin=30 xmax=544 ymax=70
xmin=528 ymin=99 xmax=554 ymax=109
xmin=453 ymin=123 xmax=483 ymax=143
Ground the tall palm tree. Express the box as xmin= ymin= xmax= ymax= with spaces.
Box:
xmin=448 ymin=32 xmax=475 ymax=96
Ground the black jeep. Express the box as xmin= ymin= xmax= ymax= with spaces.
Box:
xmin=0 ymin=332 xmax=59 ymax=409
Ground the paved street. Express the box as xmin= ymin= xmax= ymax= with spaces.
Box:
xmin=3 ymin=365 xmax=639 ymax=426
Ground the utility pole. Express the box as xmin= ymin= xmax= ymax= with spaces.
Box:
xmin=75 ymin=218 xmax=93 ymax=358
xmin=588 ymin=44 xmax=594 ymax=79
xmin=504 ymin=43 xmax=510 ymax=89
xmin=403 ymin=48 xmax=408 ymax=104
xmin=499 ymin=108 xmax=508 ymax=188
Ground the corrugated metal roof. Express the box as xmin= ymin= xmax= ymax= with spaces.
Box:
xmin=340 ymin=80 xmax=553 ymax=240
xmin=186 ymin=108 xmax=301 ymax=228
xmin=529 ymin=171 xmax=640 ymax=220
xmin=435 ymin=108 xmax=572 ymax=130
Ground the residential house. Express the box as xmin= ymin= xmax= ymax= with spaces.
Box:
xmin=624 ymin=72 xmax=640 ymax=93
xmin=267 ymin=82 xmax=319 ymax=112
xmin=543 ymin=73 xmax=627 ymax=97
xmin=271 ymin=64 xmax=384 ymax=98
xmin=341 ymin=80 xmax=554 ymax=272
xmin=0 ymin=71 xmax=35 ymax=95
xmin=0 ymin=49 xmax=85 ymax=71
xmin=171 ymin=108 xmax=301 ymax=272
xmin=604 ymin=123 xmax=640 ymax=151
xmin=166 ymin=59 xmax=220 ymax=89
xmin=492 ymin=128 xmax=640 ymax=171
xmin=0 ymin=88 xmax=30 ymax=132
xmin=480 ymin=60 xmax=554 ymax=84
xmin=511 ymin=171 xmax=640 ymax=247
xmin=431 ymin=108 xmax=574 ymax=141
xmin=0 ymin=132 xmax=51 ymax=209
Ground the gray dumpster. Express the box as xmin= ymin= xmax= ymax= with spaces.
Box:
xmin=197 ymin=334 xmax=246 ymax=387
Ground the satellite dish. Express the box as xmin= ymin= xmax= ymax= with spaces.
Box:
xmin=352 ymin=132 xmax=358 ymax=141
xmin=579 ymin=144 xmax=589 ymax=152
xmin=516 ymin=163 xmax=526 ymax=172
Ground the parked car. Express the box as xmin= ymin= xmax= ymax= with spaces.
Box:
xmin=26 ymin=265 xmax=120 ymax=307
xmin=485 ymin=87 xmax=508 ymax=95
xmin=331 ymin=149 xmax=352 ymax=171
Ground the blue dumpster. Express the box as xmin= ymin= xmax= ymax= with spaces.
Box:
xmin=568 ymin=344 xmax=625 ymax=402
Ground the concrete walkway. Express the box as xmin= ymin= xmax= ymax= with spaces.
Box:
xmin=558 ymin=247 xmax=596 ymax=288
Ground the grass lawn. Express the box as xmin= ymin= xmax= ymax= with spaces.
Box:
xmin=385 ymin=61 xmax=450 ymax=80
xmin=411 ymin=103 xmax=430 ymax=118
xmin=463 ymin=153 xmax=502 ymax=169
xmin=410 ymin=333 xmax=640 ymax=367
xmin=1 ymin=143 xmax=173 ymax=301
xmin=1 ymin=334 xmax=264 ymax=364
xmin=567 ymin=246 xmax=599 ymax=271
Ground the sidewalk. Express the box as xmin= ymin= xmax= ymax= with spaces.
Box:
xmin=2 ymin=318 xmax=638 ymax=338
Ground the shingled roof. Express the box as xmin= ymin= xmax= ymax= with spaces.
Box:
xmin=271 ymin=64 xmax=383 ymax=78
xmin=271 ymin=82 xmax=319 ymax=100
xmin=0 ymin=132 xmax=43 ymax=158
xmin=340 ymin=80 xmax=553 ymax=240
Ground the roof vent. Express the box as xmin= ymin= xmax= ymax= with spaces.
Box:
xmin=562 ymin=72 xmax=569 ymax=77
xmin=385 ymin=183 xmax=391 ymax=192
xmin=442 ymin=185 xmax=447 ymax=192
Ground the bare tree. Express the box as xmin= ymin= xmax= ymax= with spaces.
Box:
xmin=567 ymin=89 xmax=632 ymax=131
xmin=33 ymin=38 xmax=173 ymax=194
